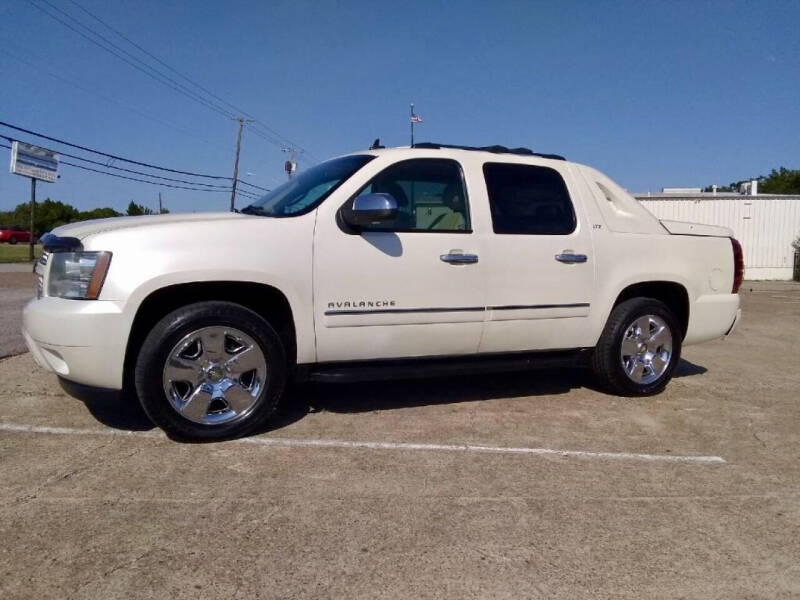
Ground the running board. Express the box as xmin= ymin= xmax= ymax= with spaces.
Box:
xmin=295 ymin=349 xmax=592 ymax=383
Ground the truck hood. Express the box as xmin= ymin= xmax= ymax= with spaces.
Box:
xmin=51 ymin=212 xmax=248 ymax=240
xmin=660 ymin=219 xmax=733 ymax=238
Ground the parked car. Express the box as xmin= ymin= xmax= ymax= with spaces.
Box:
xmin=0 ymin=225 xmax=32 ymax=244
xmin=24 ymin=143 xmax=742 ymax=440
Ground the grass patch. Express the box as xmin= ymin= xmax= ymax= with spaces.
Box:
xmin=0 ymin=244 xmax=43 ymax=264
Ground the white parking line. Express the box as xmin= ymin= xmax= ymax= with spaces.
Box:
xmin=0 ymin=422 xmax=726 ymax=464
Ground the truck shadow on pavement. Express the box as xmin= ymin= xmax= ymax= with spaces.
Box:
xmin=58 ymin=379 xmax=155 ymax=432
xmin=261 ymin=358 xmax=708 ymax=435
xmin=673 ymin=359 xmax=708 ymax=378
xmin=62 ymin=358 xmax=707 ymax=435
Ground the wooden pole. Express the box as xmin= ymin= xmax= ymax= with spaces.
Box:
xmin=229 ymin=118 xmax=244 ymax=212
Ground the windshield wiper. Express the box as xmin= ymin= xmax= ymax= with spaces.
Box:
xmin=240 ymin=205 xmax=267 ymax=215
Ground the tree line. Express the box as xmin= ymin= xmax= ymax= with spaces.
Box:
xmin=0 ymin=199 xmax=168 ymax=235
xmin=704 ymin=167 xmax=800 ymax=194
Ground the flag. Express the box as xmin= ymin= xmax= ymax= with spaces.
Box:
xmin=411 ymin=114 xmax=422 ymax=123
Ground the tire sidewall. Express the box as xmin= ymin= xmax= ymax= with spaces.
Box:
xmin=135 ymin=302 xmax=286 ymax=441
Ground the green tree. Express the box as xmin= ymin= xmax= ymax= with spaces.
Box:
xmin=0 ymin=201 xmax=127 ymax=234
xmin=79 ymin=207 xmax=123 ymax=220
xmin=35 ymin=199 xmax=80 ymax=232
xmin=759 ymin=167 xmax=800 ymax=194
xmin=0 ymin=198 xmax=79 ymax=234
xmin=706 ymin=167 xmax=800 ymax=195
xmin=126 ymin=201 xmax=154 ymax=216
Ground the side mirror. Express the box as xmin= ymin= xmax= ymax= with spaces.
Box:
xmin=343 ymin=193 xmax=398 ymax=228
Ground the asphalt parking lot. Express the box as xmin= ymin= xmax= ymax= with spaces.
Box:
xmin=1 ymin=270 xmax=799 ymax=599
xmin=0 ymin=263 xmax=34 ymax=359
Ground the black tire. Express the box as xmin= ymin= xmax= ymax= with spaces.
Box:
xmin=8 ymin=236 xmax=17 ymax=245
xmin=591 ymin=297 xmax=682 ymax=396
xmin=134 ymin=301 xmax=287 ymax=441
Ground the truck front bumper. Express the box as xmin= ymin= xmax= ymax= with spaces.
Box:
xmin=22 ymin=296 xmax=128 ymax=390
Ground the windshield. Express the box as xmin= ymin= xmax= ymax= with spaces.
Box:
xmin=241 ymin=154 xmax=375 ymax=217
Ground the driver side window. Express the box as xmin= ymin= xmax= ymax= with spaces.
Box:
xmin=353 ymin=158 xmax=470 ymax=232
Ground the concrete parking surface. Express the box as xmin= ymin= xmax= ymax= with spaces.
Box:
xmin=0 ymin=272 xmax=799 ymax=599
xmin=0 ymin=263 xmax=35 ymax=359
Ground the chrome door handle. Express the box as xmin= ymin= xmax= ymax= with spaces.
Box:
xmin=440 ymin=252 xmax=479 ymax=264
xmin=555 ymin=251 xmax=588 ymax=264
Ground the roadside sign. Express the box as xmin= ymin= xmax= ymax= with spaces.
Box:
xmin=10 ymin=141 xmax=59 ymax=183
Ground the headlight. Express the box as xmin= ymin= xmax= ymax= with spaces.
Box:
xmin=47 ymin=251 xmax=112 ymax=299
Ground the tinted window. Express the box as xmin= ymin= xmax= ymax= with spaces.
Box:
xmin=350 ymin=159 xmax=470 ymax=232
xmin=483 ymin=163 xmax=576 ymax=235
xmin=243 ymin=155 xmax=375 ymax=217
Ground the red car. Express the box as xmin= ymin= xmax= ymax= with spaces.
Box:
xmin=0 ymin=225 xmax=32 ymax=244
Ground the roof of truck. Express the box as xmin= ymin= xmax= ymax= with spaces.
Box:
xmin=411 ymin=142 xmax=565 ymax=161
xmin=364 ymin=140 xmax=566 ymax=161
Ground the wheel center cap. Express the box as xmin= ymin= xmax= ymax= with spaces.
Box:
xmin=206 ymin=365 xmax=224 ymax=382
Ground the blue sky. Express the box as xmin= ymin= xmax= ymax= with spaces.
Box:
xmin=1 ymin=0 xmax=798 ymax=214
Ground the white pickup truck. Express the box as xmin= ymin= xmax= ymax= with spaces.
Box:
xmin=24 ymin=143 xmax=743 ymax=440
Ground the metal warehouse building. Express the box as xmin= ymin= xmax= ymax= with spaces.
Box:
xmin=635 ymin=192 xmax=800 ymax=280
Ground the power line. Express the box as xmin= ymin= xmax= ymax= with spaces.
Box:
xmin=237 ymin=189 xmax=261 ymax=200
xmin=0 ymin=121 xmax=270 ymax=193
xmin=61 ymin=161 xmax=231 ymax=192
xmin=0 ymin=44 xmax=216 ymax=147
xmin=66 ymin=0 xmax=315 ymax=159
xmin=32 ymin=0 xmax=316 ymax=161
xmin=245 ymin=125 xmax=316 ymax=165
xmin=236 ymin=180 xmax=270 ymax=192
xmin=26 ymin=0 xmax=237 ymax=121
xmin=0 ymin=133 xmax=230 ymax=189
xmin=0 ymin=141 xmax=231 ymax=193
xmin=0 ymin=120 xmax=228 ymax=179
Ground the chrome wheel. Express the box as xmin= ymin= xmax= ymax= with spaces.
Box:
xmin=619 ymin=315 xmax=673 ymax=385
xmin=162 ymin=326 xmax=268 ymax=425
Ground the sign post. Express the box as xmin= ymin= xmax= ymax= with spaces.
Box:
xmin=9 ymin=141 xmax=59 ymax=261
xmin=29 ymin=179 xmax=35 ymax=261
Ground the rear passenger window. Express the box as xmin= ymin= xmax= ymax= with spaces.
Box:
xmin=483 ymin=163 xmax=576 ymax=235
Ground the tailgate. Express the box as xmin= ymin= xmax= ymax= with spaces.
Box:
xmin=660 ymin=219 xmax=733 ymax=237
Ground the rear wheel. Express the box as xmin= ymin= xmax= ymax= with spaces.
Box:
xmin=591 ymin=298 xmax=682 ymax=396
xmin=8 ymin=235 xmax=17 ymax=245
xmin=134 ymin=301 xmax=286 ymax=440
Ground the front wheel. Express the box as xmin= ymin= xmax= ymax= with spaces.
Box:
xmin=8 ymin=235 xmax=17 ymax=245
xmin=591 ymin=298 xmax=682 ymax=396
xmin=134 ymin=301 xmax=287 ymax=440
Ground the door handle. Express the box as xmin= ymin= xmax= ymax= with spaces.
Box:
xmin=555 ymin=251 xmax=588 ymax=264
xmin=440 ymin=251 xmax=479 ymax=264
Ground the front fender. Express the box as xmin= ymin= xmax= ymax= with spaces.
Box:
xmin=82 ymin=215 xmax=316 ymax=363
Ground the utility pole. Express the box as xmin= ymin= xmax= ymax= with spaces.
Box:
xmin=29 ymin=178 xmax=36 ymax=262
xmin=158 ymin=192 xmax=163 ymax=214
xmin=229 ymin=117 xmax=253 ymax=212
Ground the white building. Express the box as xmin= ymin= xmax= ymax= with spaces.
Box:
xmin=635 ymin=190 xmax=800 ymax=280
